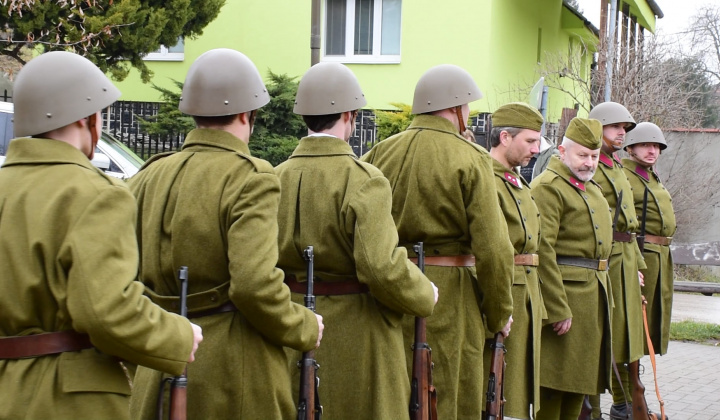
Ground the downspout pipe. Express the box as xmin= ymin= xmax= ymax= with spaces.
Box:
xmin=605 ymin=0 xmax=617 ymax=102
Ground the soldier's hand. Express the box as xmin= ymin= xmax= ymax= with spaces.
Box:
xmin=500 ymin=315 xmax=513 ymax=337
xmin=188 ymin=322 xmax=203 ymax=363
xmin=552 ymin=318 xmax=572 ymax=336
xmin=431 ymin=282 xmax=439 ymax=304
xmin=638 ymin=271 xmax=645 ymax=286
xmin=315 ymin=314 xmax=324 ymax=348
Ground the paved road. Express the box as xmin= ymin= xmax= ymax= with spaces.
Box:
xmin=671 ymin=293 xmax=720 ymax=324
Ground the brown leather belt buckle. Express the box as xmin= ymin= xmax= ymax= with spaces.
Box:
xmin=514 ymin=254 xmax=539 ymax=266
xmin=598 ymin=259 xmax=609 ymax=271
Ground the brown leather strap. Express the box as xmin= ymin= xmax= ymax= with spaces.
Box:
xmin=644 ymin=234 xmax=672 ymax=246
xmin=0 ymin=331 xmax=93 ymax=359
xmin=613 ymin=231 xmax=637 ymax=243
xmin=285 ymin=274 xmax=369 ymax=295
xmin=556 ymin=256 xmax=609 ymax=271
xmin=188 ymin=301 xmax=237 ymax=319
xmin=514 ymin=254 xmax=539 ymax=266
xmin=408 ymin=255 xmax=475 ymax=267
xmin=642 ymin=295 xmax=667 ymax=420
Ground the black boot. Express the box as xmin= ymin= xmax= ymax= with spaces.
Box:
xmin=609 ymin=403 xmax=632 ymax=420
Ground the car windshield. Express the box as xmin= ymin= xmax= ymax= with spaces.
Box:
xmin=100 ymin=133 xmax=144 ymax=168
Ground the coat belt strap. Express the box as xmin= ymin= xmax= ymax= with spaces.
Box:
xmin=556 ymin=256 xmax=609 ymax=271
xmin=644 ymin=234 xmax=672 ymax=246
xmin=408 ymin=255 xmax=475 ymax=267
xmin=613 ymin=231 xmax=637 ymax=243
xmin=188 ymin=301 xmax=238 ymax=319
xmin=514 ymin=254 xmax=539 ymax=266
xmin=0 ymin=331 xmax=93 ymax=359
xmin=285 ymin=274 xmax=369 ymax=295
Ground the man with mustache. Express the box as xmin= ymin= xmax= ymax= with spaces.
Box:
xmin=622 ymin=123 xmax=676 ymax=359
xmin=485 ymin=102 xmax=545 ymax=420
xmin=588 ymin=102 xmax=647 ymax=419
xmin=530 ymin=117 xmax=613 ymax=420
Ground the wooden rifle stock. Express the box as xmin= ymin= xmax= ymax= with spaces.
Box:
xmin=484 ymin=333 xmax=506 ymax=420
xmin=297 ymin=246 xmax=322 ymax=420
xmin=157 ymin=266 xmax=189 ymax=420
xmin=628 ymin=360 xmax=657 ymax=420
xmin=409 ymin=242 xmax=437 ymax=420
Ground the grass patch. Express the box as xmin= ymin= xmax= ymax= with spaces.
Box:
xmin=673 ymin=265 xmax=720 ymax=284
xmin=670 ymin=321 xmax=720 ymax=343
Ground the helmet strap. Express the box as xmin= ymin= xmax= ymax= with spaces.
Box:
xmin=454 ymin=106 xmax=466 ymax=134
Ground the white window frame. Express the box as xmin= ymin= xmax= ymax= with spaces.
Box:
xmin=322 ymin=0 xmax=402 ymax=64
xmin=143 ymin=39 xmax=184 ymax=62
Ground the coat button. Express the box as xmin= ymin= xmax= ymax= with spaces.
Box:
xmin=595 ymin=225 xmax=599 ymax=229
xmin=526 ymin=269 xmax=531 ymax=274
xmin=210 ymin=295 xmax=217 ymax=302
xmin=528 ymin=235 xmax=533 ymax=239
xmin=599 ymin=240 xmax=603 ymax=245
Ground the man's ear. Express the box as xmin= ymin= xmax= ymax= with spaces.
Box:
xmin=237 ymin=112 xmax=248 ymax=125
xmin=499 ymin=130 xmax=511 ymax=146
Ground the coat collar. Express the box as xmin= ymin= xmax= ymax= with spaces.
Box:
xmin=492 ymin=158 xmax=525 ymax=189
xmin=598 ymin=151 xmax=622 ymax=168
xmin=621 ymin=158 xmax=654 ymax=182
xmin=407 ymin=114 xmax=465 ymax=139
xmin=2 ymin=137 xmax=98 ymax=173
xmin=182 ymin=128 xmax=251 ymax=155
xmin=290 ymin=135 xmax=357 ymax=158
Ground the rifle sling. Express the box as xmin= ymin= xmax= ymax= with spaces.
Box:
xmin=642 ymin=296 xmax=666 ymax=420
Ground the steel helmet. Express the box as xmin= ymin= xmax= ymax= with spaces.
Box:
xmin=588 ymin=101 xmax=636 ymax=132
xmin=411 ymin=64 xmax=483 ymax=114
xmin=13 ymin=51 xmax=121 ymax=137
xmin=179 ymin=48 xmax=270 ymax=117
xmin=623 ymin=122 xmax=666 ymax=150
xmin=293 ymin=62 xmax=366 ymax=116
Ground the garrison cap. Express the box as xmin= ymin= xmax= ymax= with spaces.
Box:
xmin=491 ymin=102 xmax=543 ymax=132
xmin=565 ymin=117 xmax=602 ymax=150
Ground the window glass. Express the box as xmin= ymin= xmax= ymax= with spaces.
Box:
xmin=326 ymin=0 xmax=347 ymax=55
xmin=381 ymin=0 xmax=401 ymax=55
xmin=354 ymin=0 xmax=374 ymax=55
xmin=168 ymin=38 xmax=184 ymax=53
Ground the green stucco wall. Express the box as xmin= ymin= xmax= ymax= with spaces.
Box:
xmin=112 ymin=0 xmax=596 ymax=123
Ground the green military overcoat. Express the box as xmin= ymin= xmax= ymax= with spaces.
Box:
xmin=483 ymin=160 xmax=546 ymax=419
xmin=127 ymin=129 xmax=319 ymax=419
xmin=276 ymin=135 xmax=436 ymax=420
xmin=622 ymin=159 xmax=676 ymax=354
xmin=594 ymin=152 xmax=646 ymax=364
xmin=530 ymin=156 xmax=613 ymax=395
xmin=362 ymin=115 xmax=514 ymax=419
xmin=0 ymin=138 xmax=193 ymax=420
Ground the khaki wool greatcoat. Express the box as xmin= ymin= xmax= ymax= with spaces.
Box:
xmin=127 ymin=129 xmax=319 ymax=420
xmin=593 ymin=152 xmax=646 ymax=364
xmin=361 ymin=115 xmax=514 ymax=419
xmin=530 ymin=156 xmax=613 ymax=395
xmin=276 ymin=135 xmax=436 ymax=420
xmin=622 ymin=159 xmax=676 ymax=354
xmin=483 ymin=159 xmax=546 ymax=419
xmin=0 ymin=138 xmax=193 ymax=420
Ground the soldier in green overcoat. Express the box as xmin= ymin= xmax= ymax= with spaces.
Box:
xmin=484 ymin=103 xmax=546 ymax=419
xmin=588 ymin=102 xmax=647 ymax=418
xmin=276 ymin=62 xmax=437 ymax=420
xmin=362 ymin=64 xmax=514 ymax=419
xmin=0 ymin=52 xmax=202 ymax=420
xmin=622 ymin=122 xmax=676 ymax=355
xmin=127 ymin=49 xmax=323 ymax=420
xmin=530 ymin=118 xmax=613 ymax=420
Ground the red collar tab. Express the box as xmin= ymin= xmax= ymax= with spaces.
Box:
xmin=568 ymin=176 xmax=586 ymax=192
xmin=635 ymin=165 xmax=650 ymax=181
xmin=612 ymin=153 xmax=622 ymax=165
xmin=504 ymin=172 xmax=523 ymax=189
xmin=599 ymin=153 xmax=613 ymax=168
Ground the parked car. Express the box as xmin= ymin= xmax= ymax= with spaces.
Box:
xmin=0 ymin=101 xmax=143 ymax=179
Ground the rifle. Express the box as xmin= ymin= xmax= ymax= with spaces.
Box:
xmin=485 ymin=333 xmax=506 ymax=420
xmin=157 ymin=266 xmax=189 ymax=420
xmin=577 ymin=396 xmax=593 ymax=420
xmin=297 ymin=246 xmax=322 ymax=420
xmin=636 ymin=187 xmax=649 ymax=253
xmin=612 ymin=190 xmax=624 ymax=232
xmin=409 ymin=242 xmax=438 ymax=420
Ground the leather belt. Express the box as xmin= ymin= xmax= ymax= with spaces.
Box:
xmin=0 ymin=331 xmax=93 ymax=359
xmin=285 ymin=274 xmax=369 ymax=295
xmin=408 ymin=255 xmax=475 ymax=267
xmin=613 ymin=231 xmax=637 ymax=243
xmin=556 ymin=256 xmax=609 ymax=271
xmin=514 ymin=254 xmax=539 ymax=266
xmin=188 ymin=301 xmax=238 ymax=319
xmin=644 ymin=235 xmax=672 ymax=246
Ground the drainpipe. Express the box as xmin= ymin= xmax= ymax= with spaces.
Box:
xmin=311 ymin=0 xmax=321 ymax=66
xmin=605 ymin=0 xmax=617 ymax=102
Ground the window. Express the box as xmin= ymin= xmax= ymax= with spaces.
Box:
xmin=144 ymin=38 xmax=184 ymax=61
xmin=324 ymin=0 xmax=401 ymax=64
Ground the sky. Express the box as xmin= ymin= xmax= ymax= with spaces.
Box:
xmin=575 ymin=0 xmax=714 ymax=39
